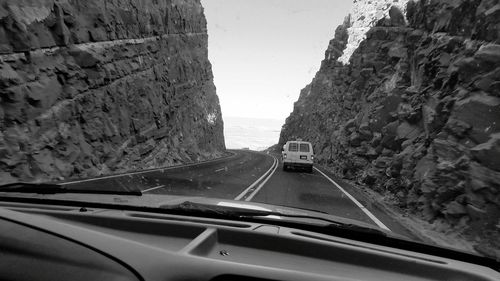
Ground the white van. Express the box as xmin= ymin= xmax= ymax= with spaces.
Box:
xmin=282 ymin=140 xmax=314 ymax=173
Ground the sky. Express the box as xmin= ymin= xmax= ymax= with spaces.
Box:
xmin=223 ymin=116 xmax=283 ymax=150
xmin=201 ymin=0 xmax=353 ymax=121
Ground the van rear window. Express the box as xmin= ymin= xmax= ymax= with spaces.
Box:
xmin=288 ymin=143 xmax=298 ymax=152
xmin=299 ymin=144 xmax=310 ymax=152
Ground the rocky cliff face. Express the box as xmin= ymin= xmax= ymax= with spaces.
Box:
xmin=0 ymin=0 xmax=225 ymax=184
xmin=339 ymin=0 xmax=409 ymax=64
xmin=280 ymin=0 xmax=500 ymax=256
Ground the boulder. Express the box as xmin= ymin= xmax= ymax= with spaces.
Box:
xmin=422 ymin=98 xmax=440 ymax=135
xmin=31 ymin=149 xmax=56 ymax=175
xmin=396 ymin=122 xmax=422 ymax=141
xmin=389 ymin=6 xmax=406 ymax=26
xmin=139 ymin=139 xmax=156 ymax=156
xmin=445 ymin=118 xmax=472 ymax=138
xmin=0 ymin=62 xmax=22 ymax=87
xmin=388 ymin=44 xmax=408 ymax=58
xmin=471 ymin=133 xmax=500 ymax=171
xmin=469 ymin=161 xmax=500 ymax=187
xmin=374 ymin=156 xmax=392 ymax=169
xmin=349 ymin=132 xmax=363 ymax=147
xmin=474 ymin=44 xmax=500 ymax=64
xmin=380 ymin=121 xmax=402 ymax=150
xmin=466 ymin=204 xmax=488 ymax=221
xmin=362 ymin=170 xmax=378 ymax=185
xmin=451 ymin=93 xmax=500 ymax=143
xmin=444 ymin=201 xmax=467 ymax=216
xmin=433 ymin=138 xmax=465 ymax=161
xmin=0 ymin=171 xmax=17 ymax=185
xmin=68 ymin=48 xmax=101 ymax=68
xmin=28 ymin=77 xmax=63 ymax=110
xmin=371 ymin=132 xmax=382 ymax=147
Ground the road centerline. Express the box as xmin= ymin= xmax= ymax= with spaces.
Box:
xmin=234 ymin=155 xmax=277 ymax=201
xmin=244 ymin=158 xmax=278 ymax=201
xmin=313 ymin=167 xmax=391 ymax=231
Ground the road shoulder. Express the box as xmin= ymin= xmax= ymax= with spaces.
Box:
xmin=314 ymin=164 xmax=478 ymax=253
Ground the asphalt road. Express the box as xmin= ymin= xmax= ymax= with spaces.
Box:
xmin=62 ymin=149 xmax=417 ymax=239
xmin=62 ymin=150 xmax=274 ymax=199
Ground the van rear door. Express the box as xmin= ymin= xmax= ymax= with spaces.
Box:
xmin=298 ymin=142 xmax=311 ymax=161
xmin=287 ymin=142 xmax=299 ymax=162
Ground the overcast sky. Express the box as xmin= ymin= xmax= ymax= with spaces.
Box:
xmin=201 ymin=0 xmax=353 ymax=121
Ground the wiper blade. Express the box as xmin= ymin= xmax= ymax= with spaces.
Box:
xmin=255 ymin=212 xmax=390 ymax=237
xmin=162 ymin=201 xmax=389 ymax=237
xmin=0 ymin=182 xmax=142 ymax=196
xmin=162 ymin=201 xmax=273 ymax=217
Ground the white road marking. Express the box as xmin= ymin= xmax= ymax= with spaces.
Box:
xmin=214 ymin=167 xmax=226 ymax=172
xmin=234 ymin=156 xmax=277 ymax=201
xmin=141 ymin=185 xmax=165 ymax=193
xmin=245 ymin=158 xmax=278 ymax=201
xmin=314 ymin=167 xmax=391 ymax=231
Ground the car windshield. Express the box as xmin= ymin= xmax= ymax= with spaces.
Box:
xmin=0 ymin=0 xmax=499 ymax=263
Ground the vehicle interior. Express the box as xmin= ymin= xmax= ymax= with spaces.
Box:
xmin=1 ymin=199 xmax=499 ymax=281
xmin=1 ymin=0 xmax=499 ymax=280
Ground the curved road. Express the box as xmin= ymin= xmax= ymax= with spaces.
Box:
xmin=62 ymin=149 xmax=417 ymax=239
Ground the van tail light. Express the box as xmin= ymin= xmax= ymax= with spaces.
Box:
xmin=311 ymin=155 xmax=314 ymax=160
xmin=283 ymin=154 xmax=287 ymax=159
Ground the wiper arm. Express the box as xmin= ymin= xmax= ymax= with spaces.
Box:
xmin=250 ymin=212 xmax=390 ymax=237
xmin=162 ymin=201 xmax=390 ymax=237
xmin=0 ymin=182 xmax=142 ymax=196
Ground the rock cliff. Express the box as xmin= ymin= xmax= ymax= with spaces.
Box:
xmin=280 ymin=0 xmax=500 ymax=257
xmin=0 ymin=0 xmax=225 ymax=184
xmin=339 ymin=0 xmax=409 ymax=64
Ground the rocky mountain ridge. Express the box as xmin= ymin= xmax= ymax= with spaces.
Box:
xmin=0 ymin=0 xmax=225 ymax=184
xmin=280 ymin=0 xmax=500 ymax=257
xmin=339 ymin=0 xmax=409 ymax=63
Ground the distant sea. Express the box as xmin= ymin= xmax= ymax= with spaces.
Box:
xmin=223 ymin=116 xmax=284 ymax=151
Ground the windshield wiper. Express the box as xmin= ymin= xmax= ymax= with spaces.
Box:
xmin=0 ymin=182 xmax=142 ymax=196
xmin=162 ymin=201 xmax=390 ymax=237
xmin=162 ymin=201 xmax=273 ymax=216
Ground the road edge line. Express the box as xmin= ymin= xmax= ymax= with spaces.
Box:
xmin=234 ymin=156 xmax=277 ymax=201
xmin=60 ymin=151 xmax=237 ymax=185
xmin=314 ymin=167 xmax=391 ymax=231
xmin=245 ymin=157 xmax=278 ymax=201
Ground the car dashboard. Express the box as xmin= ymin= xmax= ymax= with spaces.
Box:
xmin=0 ymin=201 xmax=499 ymax=281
